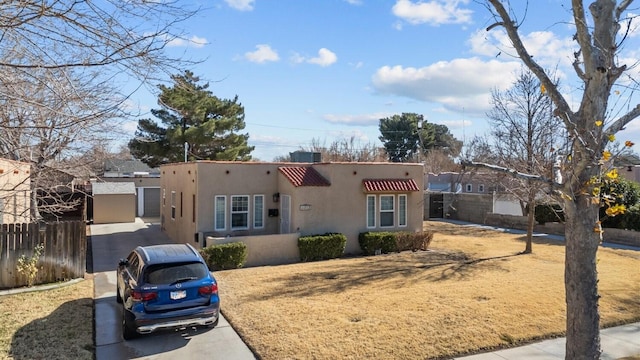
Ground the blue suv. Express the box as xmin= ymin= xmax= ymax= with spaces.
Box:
xmin=116 ymin=244 xmax=220 ymax=340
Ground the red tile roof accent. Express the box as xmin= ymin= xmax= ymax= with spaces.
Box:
xmin=362 ymin=179 xmax=420 ymax=193
xmin=279 ymin=167 xmax=331 ymax=187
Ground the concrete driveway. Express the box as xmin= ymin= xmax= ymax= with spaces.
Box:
xmin=90 ymin=218 xmax=256 ymax=360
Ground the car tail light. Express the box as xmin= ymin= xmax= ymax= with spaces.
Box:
xmin=132 ymin=291 xmax=157 ymax=301
xmin=198 ymin=284 xmax=218 ymax=295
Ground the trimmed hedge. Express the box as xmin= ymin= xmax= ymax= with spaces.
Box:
xmin=298 ymin=233 xmax=346 ymax=262
xmin=360 ymin=231 xmax=434 ymax=255
xmin=200 ymin=242 xmax=248 ymax=271
xmin=358 ymin=232 xmax=396 ymax=255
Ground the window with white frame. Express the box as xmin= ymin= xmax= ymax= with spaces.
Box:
xmin=170 ymin=191 xmax=176 ymax=219
xmin=253 ymin=195 xmax=264 ymax=229
xmin=366 ymin=195 xmax=376 ymax=228
xmin=214 ymin=196 xmax=226 ymax=230
xmin=380 ymin=195 xmax=395 ymax=227
xmin=398 ymin=194 xmax=407 ymax=227
xmin=465 ymin=184 xmax=472 ymax=192
xmin=478 ymin=184 xmax=485 ymax=192
xmin=231 ymin=195 xmax=249 ymax=229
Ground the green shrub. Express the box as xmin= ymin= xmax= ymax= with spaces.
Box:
xmin=600 ymin=177 xmax=640 ymax=229
xmin=358 ymin=232 xmax=396 ymax=255
xmin=200 ymin=242 xmax=247 ymax=271
xmin=298 ymin=233 xmax=346 ymax=262
xmin=535 ymin=204 xmax=564 ymax=224
xmin=396 ymin=231 xmax=434 ymax=252
xmin=610 ymin=204 xmax=640 ymax=231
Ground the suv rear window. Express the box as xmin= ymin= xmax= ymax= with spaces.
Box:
xmin=144 ymin=262 xmax=210 ymax=285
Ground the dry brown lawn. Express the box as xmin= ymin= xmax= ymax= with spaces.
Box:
xmin=0 ymin=279 xmax=93 ymax=360
xmin=216 ymin=221 xmax=640 ymax=360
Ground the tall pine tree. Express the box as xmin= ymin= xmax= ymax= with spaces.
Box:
xmin=129 ymin=71 xmax=254 ymax=167
xmin=378 ymin=113 xmax=461 ymax=163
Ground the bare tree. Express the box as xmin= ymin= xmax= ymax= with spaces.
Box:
xmin=276 ymin=137 xmax=387 ymax=162
xmin=481 ymin=1 xmax=640 ymax=358
xmin=0 ymin=1 xmax=197 ymax=220
xmin=485 ymin=68 xmax=565 ymax=253
xmin=422 ymin=149 xmax=461 ymax=174
xmin=0 ymin=65 xmax=126 ymax=219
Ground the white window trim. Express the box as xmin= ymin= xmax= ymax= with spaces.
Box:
xmin=478 ymin=184 xmax=485 ymax=193
xmin=398 ymin=194 xmax=407 ymax=227
xmin=214 ymin=195 xmax=227 ymax=231
xmin=379 ymin=194 xmax=395 ymax=228
xmin=465 ymin=184 xmax=472 ymax=192
xmin=231 ymin=195 xmax=250 ymax=230
xmin=253 ymin=194 xmax=265 ymax=229
xmin=366 ymin=195 xmax=376 ymax=229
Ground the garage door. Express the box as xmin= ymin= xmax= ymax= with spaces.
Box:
xmin=143 ymin=188 xmax=160 ymax=217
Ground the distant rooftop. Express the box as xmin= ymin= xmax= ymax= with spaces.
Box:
xmin=104 ymin=159 xmax=159 ymax=177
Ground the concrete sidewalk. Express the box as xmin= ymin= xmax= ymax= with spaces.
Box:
xmin=455 ymin=322 xmax=640 ymax=359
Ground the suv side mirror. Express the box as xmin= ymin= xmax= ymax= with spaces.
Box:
xmin=118 ymin=259 xmax=129 ymax=267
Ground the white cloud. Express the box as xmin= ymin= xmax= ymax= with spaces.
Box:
xmin=344 ymin=0 xmax=362 ymax=4
xmin=392 ymin=0 xmax=473 ymax=26
xmin=290 ymin=48 xmax=338 ymax=67
xmin=371 ymin=57 xmax=521 ymax=114
xmin=620 ymin=13 xmax=640 ymax=38
xmin=468 ymin=29 xmax=575 ymax=69
xmin=167 ymin=35 xmax=207 ymax=48
xmin=245 ymin=44 xmax=280 ymax=63
xmin=308 ymin=48 xmax=338 ymax=67
xmin=225 ymin=0 xmax=254 ymax=11
xmin=323 ymin=112 xmax=393 ymax=126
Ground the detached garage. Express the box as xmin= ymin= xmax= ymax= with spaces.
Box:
xmin=92 ymin=182 xmax=136 ymax=224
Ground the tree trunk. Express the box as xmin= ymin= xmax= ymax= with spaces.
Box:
xmin=564 ymin=198 xmax=601 ymax=359
xmin=524 ymin=189 xmax=536 ymax=254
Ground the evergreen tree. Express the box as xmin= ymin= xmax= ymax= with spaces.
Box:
xmin=129 ymin=71 xmax=254 ymax=167
xmin=378 ymin=113 xmax=461 ymax=163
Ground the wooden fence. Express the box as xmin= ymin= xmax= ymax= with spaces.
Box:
xmin=0 ymin=221 xmax=86 ymax=289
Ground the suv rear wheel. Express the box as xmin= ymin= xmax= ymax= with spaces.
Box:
xmin=122 ymin=307 xmax=138 ymax=340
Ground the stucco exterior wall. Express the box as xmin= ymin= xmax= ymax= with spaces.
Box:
xmin=160 ymin=161 xmax=424 ymax=255
xmin=289 ymin=163 xmax=424 ymax=254
xmin=93 ymin=193 xmax=136 ymax=224
xmin=449 ymin=193 xmax=494 ymax=223
xmin=206 ymin=233 xmax=300 ymax=267
xmin=0 ymin=158 xmax=31 ymax=224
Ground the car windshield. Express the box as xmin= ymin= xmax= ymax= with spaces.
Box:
xmin=144 ymin=262 xmax=210 ymax=285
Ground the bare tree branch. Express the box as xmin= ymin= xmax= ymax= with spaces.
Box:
xmin=460 ymin=160 xmax=556 ymax=185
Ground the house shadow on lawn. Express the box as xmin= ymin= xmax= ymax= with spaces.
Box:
xmin=256 ymin=250 xmax=522 ymax=300
xmin=10 ymin=298 xmax=94 ymax=360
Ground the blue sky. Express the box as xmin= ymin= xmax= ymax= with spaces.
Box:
xmin=125 ymin=0 xmax=640 ymax=161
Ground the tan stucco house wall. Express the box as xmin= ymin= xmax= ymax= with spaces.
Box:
xmin=0 ymin=158 xmax=31 ymax=224
xmin=160 ymin=161 xmax=425 ymax=255
xmin=92 ymin=182 xmax=136 ymax=224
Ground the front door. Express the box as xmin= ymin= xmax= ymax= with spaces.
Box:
xmin=280 ymin=194 xmax=291 ymax=233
